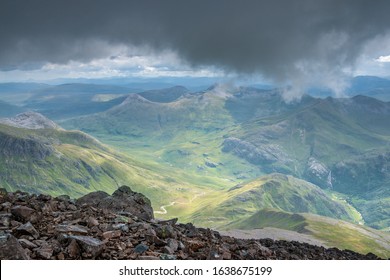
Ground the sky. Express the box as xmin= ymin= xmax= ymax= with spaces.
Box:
xmin=1 ymin=0 xmax=390 ymax=97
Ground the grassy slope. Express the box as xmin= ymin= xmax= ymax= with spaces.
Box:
xmin=62 ymin=92 xmax=263 ymax=187
xmin=159 ymin=173 xmax=362 ymax=229
xmin=235 ymin=97 xmax=390 ymax=174
xmin=0 ymin=124 xmax=217 ymax=208
xmin=226 ymin=97 xmax=390 ymax=228
xmin=224 ymin=209 xmax=390 ymax=259
xmin=61 ymin=89 xmax=389 ymax=229
xmin=3 ymin=89 xmax=389 ymax=256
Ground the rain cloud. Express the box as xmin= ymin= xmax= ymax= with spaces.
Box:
xmin=1 ymin=0 xmax=390 ymax=96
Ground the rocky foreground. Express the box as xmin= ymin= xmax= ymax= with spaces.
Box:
xmin=0 ymin=186 xmax=382 ymax=260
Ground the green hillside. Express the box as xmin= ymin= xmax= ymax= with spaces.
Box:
xmin=2 ymin=85 xmax=390 ymax=257
xmin=224 ymin=209 xmax=390 ymax=259
xmin=174 ymin=173 xmax=362 ymax=228
xmin=0 ymin=122 xmax=217 ymax=208
xmin=223 ymin=95 xmax=390 ymax=228
xmin=61 ymin=87 xmax=390 ymax=230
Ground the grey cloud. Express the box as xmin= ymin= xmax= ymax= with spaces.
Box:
xmin=1 ymin=0 xmax=390 ymax=90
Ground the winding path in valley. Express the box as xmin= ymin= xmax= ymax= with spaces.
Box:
xmin=154 ymin=192 xmax=206 ymax=215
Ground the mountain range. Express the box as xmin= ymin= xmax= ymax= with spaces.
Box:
xmin=1 ymin=77 xmax=390 ymax=257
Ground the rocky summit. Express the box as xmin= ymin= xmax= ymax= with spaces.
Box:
xmin=0 ymin=187 xmax=382 ymax=260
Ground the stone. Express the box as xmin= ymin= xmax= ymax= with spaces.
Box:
xmin=34 ymin=245 xmax=53 ymax=259
xmin=0 ymin=232 xmax=29 ymax=260
xmin=134 ymin=243 xmax=149 ymax=254
xmin=160 ymin=254 xmax=177 ymax=260
xmin=186 ymin=240 xmax=204 ymax=252
xmin=76 ymin=186 xmax=154 ymax=221
xmin=18 ymin=238 xmax=38 ymax=249
xmin=87 ymin=217 xmax=99 ymax=227
xmin=67 ymin=239 xmax=80 ymax=258
xmin=57 ymin=233 xmax=70 ymax=244
xmin=37 ymin=194 xmax=51 ymax=202
xmin=67 ymin=204 xmax=77 ymax=211
xmin=209 ymin=251 xmax=220 ymax=259
xmin=157 ymin=218 xmax=178 ymax=226
xmin=1 ymin=202 xmax=12 ymax=210
xmin=56 ymin=224 xmax=89 ymax=234
xmin=0 ymin=213 xmax=12 ymax=227
xmin=102 ymin=230 xmax=121 ymax=240
xmin=112 ymin=223 xmax=129 ymax=233
xmin=163 ymin=246 xmax=175 ymax=255
xmin=69 ymin=236 xmax=104 ymax=258
xmin=56 ymin=195 xmax=71 ymax=202
xmin=11 ymin=205 xmax=35 ymax=222
xmin=156 ymin=225 xmax=176 ymax=239
xmin=28 ymin=213 xmax=41 ymax=224
xmin=250 ymin=241 xmax=273 ymax=257
xmin=178 ymin=241 xmax=185 ymax=250
xmin=76 ymin=191 xmax=110 ymax=205
xmin=166 ymin=238 xmax=179 ymax=252
xmin=221 ymin=251 xmax=232 ymax=260
xmin=0 ymin=189 xmax=384 ymax=261
xmin=146 ymin=234 xmax=166 ymax=246
xmin=57 ymin=252 xmax=65 ymax=260
xmin=259 ymin=245 xmax=273 ymax=257
xmin=17 ymin=222 xmax=39 ymax=239
xmin=184 ymin=223 xmax=199 ymax=237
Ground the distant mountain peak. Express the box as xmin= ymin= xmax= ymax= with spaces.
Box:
xmin=122 ymin=93 xmax=153 ymax=104
xmin=0 ymin=111 xmax=63 ymax=130
xmin=137 ymin=86 xmax=190 ymax=103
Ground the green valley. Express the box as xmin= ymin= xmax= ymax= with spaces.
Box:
xmin=1 ymin=84 xmax=390 ymax=257
xmin=60 ymin=86 xmax=390 ymax=231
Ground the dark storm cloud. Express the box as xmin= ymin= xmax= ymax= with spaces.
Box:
xmin=1 ymin=0 xmax=390 ymax=83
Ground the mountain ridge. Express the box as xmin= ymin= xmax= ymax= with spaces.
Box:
xmin=61 ymin=86 xmax=390 ymax=229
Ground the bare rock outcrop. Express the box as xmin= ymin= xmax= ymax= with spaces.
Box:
xmin=76 ymin=186 xmax=154 ymax=221
xmin=0 ymin=189 xmax=383 ymax=260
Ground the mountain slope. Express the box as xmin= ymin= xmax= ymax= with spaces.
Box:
xmin=221 ymin=95 xmax=390 ymax=228
xmin=222 ymin=209 xmax=390 ymax=259
xmin=61 ymin=87 xmax=390 ymax=229
xmin=1 ymin=112 xmax=239 ymax=216
xmin=0 ymin=113 xmax=201 ymax=206
xmin=64 ymin=89 xmax=235 ymax=137
xmin=173 ymin=173 xmax=361 ymax=228
xmin=0 ymin=111 xmax=63 ymax=130
xmin=137 ymin=86 xmax=190 ymax=103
